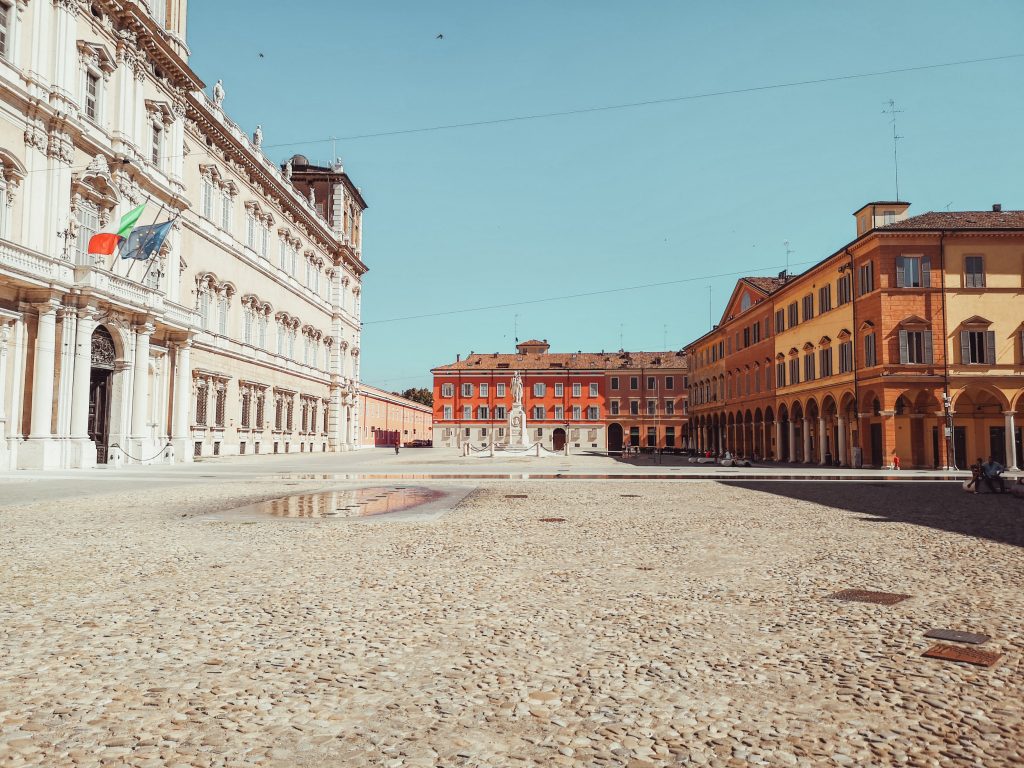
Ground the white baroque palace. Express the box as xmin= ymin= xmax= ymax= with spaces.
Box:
xmin=0 ymin=0 xmax=367 ymax=469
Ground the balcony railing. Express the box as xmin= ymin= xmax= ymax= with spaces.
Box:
xmin=0 ymin=238 xmax=75 ymax=284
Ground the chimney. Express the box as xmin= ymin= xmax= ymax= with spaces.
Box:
xmin=993 ymin=203 xmax=1002 ymax=212
xmin=778 ymin=270 xmax=787 ymax=279
xmin=456 ymin=354 xmax=460 ymax=362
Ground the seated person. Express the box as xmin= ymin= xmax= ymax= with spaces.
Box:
xmin=981 ymin=455 xmax=1007 ymax=494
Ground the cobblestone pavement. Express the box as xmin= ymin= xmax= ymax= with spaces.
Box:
xmin=1 ymin=478 xmax=1021 ymax=767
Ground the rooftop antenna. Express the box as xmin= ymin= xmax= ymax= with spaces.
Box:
xmin=944 ymin=201 xmax=953 ymax=211
xmin=882 ymin=99 xmax=904 ymax=200
xmin=783 ymin=240 xmax=794 ymax=273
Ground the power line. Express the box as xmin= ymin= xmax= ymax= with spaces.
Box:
xmin=264 ymin=53 xmax=1024 ymax=148
xmin=364 ymin=259 xmax=819 ymax=325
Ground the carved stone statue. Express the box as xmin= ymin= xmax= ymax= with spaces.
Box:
xmin=511 ymin=370 xmax=524 ymax=407
xmin=308 ymin=187 xmax=316 ymax=206
xmin=252 ymin=125 xmax=263 ymax=148
xmin=283 ymin=159 xmax=292 ymax=180
xmin=212 ymin=79 xmax=225 ymax=107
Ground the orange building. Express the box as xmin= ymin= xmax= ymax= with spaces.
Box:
xmin=686 ymin=202 xmax=1024 ymax=470
xmin=431 ymin=340 xmax=689 ymax=452
xmin=359 ymin=385 xmax=433 ymax=447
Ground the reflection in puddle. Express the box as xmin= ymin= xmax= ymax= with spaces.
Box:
xmin=222 ymin=486 xmax=444 ymax=520
xmin=272 ymin=473 xmax=965 ymax=483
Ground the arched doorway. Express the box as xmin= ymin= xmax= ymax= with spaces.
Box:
xmin=608 ymin=423 xmax=623 ymax=453
xmin=90 ymin=326 xmax=116 ymax=464
xmin=552 ymin=428 xmax=566 ymax=452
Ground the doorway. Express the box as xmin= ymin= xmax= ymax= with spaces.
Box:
xmin=89 ymin=326 xmax=116 ymax=464
xmin=989 ymin=426 xmax=1006 ymax=465
xmin=953 ymin=426 xmax=967 ymax=470
xmin=608 ymin=423 xmax=623 ymax=453
xmin=869 ymin=423 xmax=883 ymax=467
xmin=552 ymin=428 xmax=566 ymax=451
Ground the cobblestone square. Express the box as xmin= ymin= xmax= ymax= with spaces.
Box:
xmin=1 ymin=470 xmax=1022 ymax=767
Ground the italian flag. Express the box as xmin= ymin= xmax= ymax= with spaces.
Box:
xmin=87 ymin=204 xmax=146 ymax=256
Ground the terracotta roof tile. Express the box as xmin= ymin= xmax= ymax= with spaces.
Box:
xmin=741 ymin=276 xmax=794 ymax=294
xmin=433 ymin=350 xmax=688 ymax=372
xmin=879 ymin=211 xmax=1024 ymax=230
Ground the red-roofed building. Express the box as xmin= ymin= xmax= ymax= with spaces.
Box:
xmin=431 ymin=340 xmax=689 ymax=452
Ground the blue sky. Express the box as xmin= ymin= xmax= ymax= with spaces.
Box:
xmin=188 ymin=1 xmax=1024 ymax=390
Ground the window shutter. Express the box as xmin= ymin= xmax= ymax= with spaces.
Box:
xmin=985 ymin=330 xmax=996 ymax=365
xmin=923 ymin=330 xmax=934 ymax=364
xmin=922 ymin=258 xmax=931 ymax=287
xmin=899 ymin=330 xmax=909 ymax=364
xmin=960 ymin=331 xmax=971 ymax=364
xmin=895 ymin=258 xmax=905 ymax=288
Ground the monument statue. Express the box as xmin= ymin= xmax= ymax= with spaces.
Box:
xmin=507 ymin=370 xmax=528 ymax=448
xmin=212 ymin=79 xmax=225 ymax=107
xmin=253 ymin=125 xmax=263 ymax=149
xmin=511 ymin=370 xmax=523 ymax=406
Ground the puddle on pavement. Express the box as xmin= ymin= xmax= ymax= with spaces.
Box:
xmin=201 ymin=485 xmax=474 ymax=522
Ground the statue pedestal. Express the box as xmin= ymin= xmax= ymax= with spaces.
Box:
xmin=508 ymin=405 xmax=529 ymax=448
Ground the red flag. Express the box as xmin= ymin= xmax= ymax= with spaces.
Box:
xmin=87 ymin=232 xmax=123 ymax=256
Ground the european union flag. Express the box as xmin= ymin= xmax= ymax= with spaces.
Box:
xmin=119 ymin=221 xmax=173 ymax=260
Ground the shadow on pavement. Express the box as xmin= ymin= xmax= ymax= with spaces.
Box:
xmin=721 ymin=480 xmax=1024 ymax=549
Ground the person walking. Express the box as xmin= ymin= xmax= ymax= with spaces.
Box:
xmin=891 ymin=452 xmax=901 ymax=470
xmin=394 ymin=441 xmax=400 ymax=455
xmin=981 ymin=455 xmax=1007 ymax=494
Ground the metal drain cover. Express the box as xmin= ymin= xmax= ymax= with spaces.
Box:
xmin=922 ymin=644 xmax=1001 ymax=667
xmin=828 ymin=589 xmax=911 ymax=605
xmin=505 ymin=494 xmax=528 ymax=499
xmin=539 ymin=517 xmax=566 ymax=523
xmin=924 ymin=629 xmax=991 ymax=645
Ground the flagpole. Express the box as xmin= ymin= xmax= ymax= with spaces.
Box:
xmin=124 ymin=197 xmax=167 ymax=281
xmin=137 ymin=209 xmax=184 ymax=288
xmin=108 ymin=194 xmax=154 ymax=271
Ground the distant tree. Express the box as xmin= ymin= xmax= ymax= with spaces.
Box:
xmin=396 ymin=387 xmax=433 ymax=407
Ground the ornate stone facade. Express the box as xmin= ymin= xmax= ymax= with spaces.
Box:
xmin=0 ymin=0 xmax=368 ymax=469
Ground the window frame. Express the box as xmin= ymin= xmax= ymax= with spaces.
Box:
xmin=964 ymin=255 xmax=986 ymax=288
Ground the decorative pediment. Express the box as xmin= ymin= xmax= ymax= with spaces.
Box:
xmin=802 ymin=341 xmax=815 ymax=351
xmin=818 ymin=335 xmax=832 ymax=346
xmin=77 ymin=40 xmax=117 ymax=76
xmin=898 ymin=314 xmax=929 ymax=329
xmin=858 ymin=320 xmax=875 ymax=332
xmin=72 ymin=154 xmax=120 ymax=214
xmin=775 ymin=352 xmax=785 ymax=361
xmin=961 ymin=314 xmax=992 ymax=327
xmin=788 ymin=347 xmax=799 ymax=356
xmin=836 ymin=328 xmax=852 ymax=340
xmin=145 ymin=99 xmax=175 ymax=126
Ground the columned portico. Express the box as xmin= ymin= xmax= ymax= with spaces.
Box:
xmin=837 ymin=416 xmax=848 ymax=466
xmin=0 ymin=314 xmax=14 ymax=468
xmin=1004 ymin=411 xmax=1018 ymax=471
xmin=129 ymin=322 xmax=158 ymax=461
xmin=170 ymin=340 xmax=193 ymax=462
xmin=19 ymin=299 xmax=62 ymax=469
xmin=802 ymin=418 xmax=812 ymax=464
xmin=818 ymin=416 xmax=828 ymax=464
xmin=787 ymin=420 xmax=796 ymax=463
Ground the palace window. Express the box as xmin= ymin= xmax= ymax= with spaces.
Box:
xmin=0 ymin=3 xmax=11 ymax=59
xmin=774 ymin=309 xmax=785 ymax=333
xmin=84 ymin=71 xmax=100 ymax=121
xmin=217 ymin=294 xmax=228 ymax=335
xmin=818 ymin=284 xmax=832 ymax=313
xmin=647 ymin=427 xmax=656 ymax=447
xmin=776 ymin=362 xmax=785 ymax=388
xmin=961 ymin=329 xmax=996 ymax=365
xmin=647 ymin=376 xmax=656 ymax=390
xmin=664 ymin=376 xmax=673 ymax=390
xmin=819 ymin=347 xmax=832 ymax=377
xmin=241 ymin=389 xmax=252 ymax=428
xmin=630 ymin=400 xmax=639 ymax=415
xmin=533 ymin=406 xmax=546 ymax=420
xmin=274 ymin=397 xmax=283 ymax=431
xmin=610 ymin=400 xmax=620 ymax=415
xmin=788 ymin=358 xmax=799 ymax=385
xmin=480 ymin=383 xmax=489 ymax=397
xmin=964 ymin=256 xmax=985 ymax=288
xmin=256 ymin=390 xmax=265 ymax=428
xmin=279 ymin=239 xmax=288 ymax=270
xmin=610 ymin=376 xmax=619 ymax=390
xmin=443 ymin=405 xmax=453 ymax=420
xmin=896 ymin=256 xmax=930 ymax=288
xmin=150 ymin=124 xmax=163 ymax=168
xmin=496 ymin=383 xmax=506 ymax=397
xmin=478 ymin=406 xmax=488 ymax=419
xmin=463 ymin=405 xmax=471 ymax=419
xmin=665 ymin=400 xmax=675 ymax=416
xmin=220 ymin=191 xmax=232 ymax=230
xmin=837 ymin=274 xmax=852 ymax=305
xmin=572 ymin=405 xmax=581 ymax=420
xmin=202 ymin=179 xmax=214 ymax=220
xmin=858 ymin=262 xmax=874 ymax=295
xmin=801 ymin=294 xmax=814 ymax=322
xmin=533 ymin=383 xmax=546 ymax=397
xmin=286 ymin=398 xmax=294 ymax=431
xmin=554 ymin=383 xmax=563 ymax=397
xmin=665 ymin=427 xmax=676 ymax=447
xmin=787 ymin=302 xmax=799 ymax=328
xmin=630 ymin=376 xmax=639 ymax=389
xmin=587 ymin=406 xmax=599 ymax=420
xmin=74 ymin=200 xmax=100 ymax=265
xmin=647 ymin=400 xmax=656 ymax=415
xmin=899 ymin=329 xmax=933 ymax=364
xmin=839 ymin=341 xmax=853 ymax=373
xmin=554 ymin=405 xmax=564 ymax=420
xmin=214 ymin=384 xmax=226 ymax=427
xmin=441 ymin=383 xmax=454 ymax=398
xmin=461 ymin=383 xmax=473 ymax=397
xmin=258 ymin=315 xmax=268 ymax=348
xmin=195 ymin=380 xmax=209 ymax=426
xmin=864 ymin=333 xmax=877 ymax=366
xmin=243 ymin=306 xmax=253 ymax=344
xmin=495 ymin=406 xmax=506 ymax=419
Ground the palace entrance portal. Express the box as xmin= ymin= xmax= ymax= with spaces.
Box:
xmin=89 ymin=327 xmax=115 ymax=464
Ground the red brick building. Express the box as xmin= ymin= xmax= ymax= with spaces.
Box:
xmin=359 ymin=385 xmax=432 ymax=447
xmin=431 ymin=340 xmax=689 ymax=452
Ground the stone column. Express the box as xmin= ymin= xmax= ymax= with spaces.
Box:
xmin=786 ymin=420 xmax=796 ymax=463
xmin=55 ymin=306 xmax=77 ymax=443
xmin=131 ymin=324 xmax=154 ymax=439
xmin=170 ymin=340 xmax=192 ymax=461
xmin=818 ymin=416 xmax=828 ymax=464
xmin=879 ymin=410 xmax=897 ymax=468
xmin=19 ymin=300 xmax=62 ymax=468
xmin=69 ymin=307 xmax=98 ymax=467
xmin=774 ymin=421 xmax=783 ymax=461
xmin=0 ymin=319 xmax=10 ymax=456
xmin=1004 ymin=412 xmax=1018 ymax=471
xmin=837 ymin=416 xmax=848 ymax=466
xmin=29 ymin=301 xmax=59 ymax=438
xmin=802 ymin=419 xmax=812 ymax=464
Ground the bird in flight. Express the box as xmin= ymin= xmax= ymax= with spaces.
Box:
xmin=436 ymin=33 xmax=444 ymax=39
